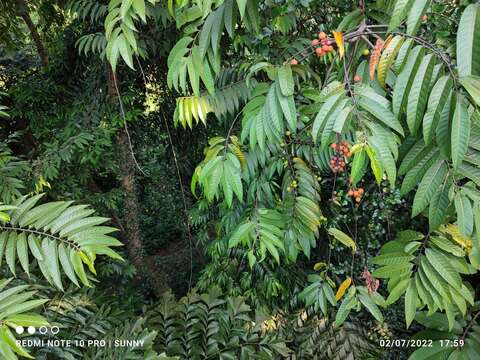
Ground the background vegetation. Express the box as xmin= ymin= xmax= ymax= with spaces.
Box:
xmin=0 ymin=0 xmax=479 ymax=359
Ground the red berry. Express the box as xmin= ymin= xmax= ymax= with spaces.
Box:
xmin=318 ymin=32 xmax=327 ymax=40
xmin=315 ymin=47 xmax=324 ymax=56
xmin=355 ymin=197 xmax=361 ymax=203
xmin=331 ymin=143 xmax=337 ymax=149
xmin=322 ymin=45 xmax=329 ymax=52
xmin=354 ymin=75 xmax=361 ymax=82
xmin=312 ymin=39 xmax=319 ymax=46
xmin=291 ymin=59 xmax=298 ymax=65
xmin=348 ymin=189 xmax=354 ymax=196
xmin=328 ymin=45 xmax=334 ymax=52
xmin=358 ymin=188 xmax=364 ymax=195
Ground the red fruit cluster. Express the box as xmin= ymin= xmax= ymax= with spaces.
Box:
xmin=329 ymin=140 xmax=351 ymax=173
xmin=347 ymin=187 xmax=365 ymax=203
xmin=313 ymin=32 xmax=334 ymax=57
xmin=330 ymin=155 xmax=345 ymax=173
xmin=330 ymin=140 xmax=351 ymax=157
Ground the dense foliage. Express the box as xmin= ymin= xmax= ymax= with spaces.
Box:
xmin=1 ymin=0 xmax=480 ymax=359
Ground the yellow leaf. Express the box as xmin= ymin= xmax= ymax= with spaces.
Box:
xmin=440 ymin=224 xmax=473 ymax=252
xmin=335 ymin=277 xmax=352 ymax=301
xmin=349 ymin=143 xmax=364 ymax=155
xmin=313 ymin=262 xmax=326 ymax=271
xmin=79 ymin=251 xmax=97 ymax=275
xmin=332 ymin=31 xmax=344 ymax=59
xmin=377 ymin=35 xmax=404 ymax=88
xmin=328 ymin=228 xmax=357 ymax=251
xmin=365 ymin=144 xmax=383 ymax=185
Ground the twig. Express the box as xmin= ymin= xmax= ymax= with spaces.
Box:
xmin=460 ymin=311 xmax=480 ymax=342
xmin=111 ymin=71 xmax=148 ymax=176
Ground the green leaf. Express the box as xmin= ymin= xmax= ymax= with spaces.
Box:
xmin=0 ymin=326 xmax=33 ymax=359
xmin=436 ymin=94 xmax=453 ymax=158
xmin=412 ymin=160 xmax=447 ymax=217
xmin=372 ymin=263 xmax=413 ymax=278
xmin=457 ymin=4 xmax=480 ymax=77
xmin=430 ymin=236 xmax=464 ymax=257
xmin=406 ymin=53 xmax=435 ymax=135
xmin=132 ymin=0 xmax=146 ymax=22
xmin=229 ymin=222 xmax=253 ymax=247
xmin=385 ymin=278 xmax=409 ymax=305
xmin=312 ymin=93 xmax=344 ymax=143
xmin=406 ymin=0 xmax=431 ymax=35
xmin=277 ymin=65 xmax=294 ymax=96
xmin=277 ymin=86 xmax=297 ymax=131
xmin=423 ymin=76 xmax=452 ymax=144
xmin=428 ymin=176 xmax=451 ymax=231
xmin=335 ymin=294 xmax=356 ymax=326
xmin=368 ymin=132 xmax=397 ymax=186
xmin=359 ymin=294 xmax=383 ymax=323
xmin=116 ymin=33 xmax=134 ymax=70
xmin=424 ymin=248 xmax=461 ymax=288
xmin=16 ymin=233 xmax=28 ymax=276
xmin=454 ymin=192 xmax=473 ymax=237
xmin=333 ymin=105 xmax=352 ymax=133
xmin=58 ymin=243 xmax=79 ymax=287
xmin=389 ymin=0 xmax=414 ymax=31
xmin=365 ymin=145 xmax=383 ymax=185
xmin=357 ymin=92 xmax=404 ymax=135
xmin=71 ymin=250 xmax=90 ymax=287
xmin=451 ymin=95 xmax=471 ymax=170
xmin=472 ymin=202 xmax=480 ymax=268
xmin=393 ymin=46 xmax=425 ymax=116
xmin=5 ymin=233 xmax=16 ymax=276
xmin=350 ymin=149 xmax=366 ymax=187
xmin=41 ymin=239 xmax=63 ymax=291
xmin=460 ymin=75 xmax=480 ymax=107
xmin=405 ymin=279 xmax=417 ymax=328
xmin=236 ymin=0 xmax=247 ymax=18
xmin=167 ymin=37 xmax=193 ymax=68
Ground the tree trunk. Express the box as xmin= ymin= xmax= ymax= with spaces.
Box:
xmin=106 ymin=65 xmax=167 ymax=296
xmin=15 ymin=0 xmax=48 ymax=67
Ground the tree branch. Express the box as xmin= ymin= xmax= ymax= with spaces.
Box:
xmin=15 ymin=0 xmax=48 ymax=67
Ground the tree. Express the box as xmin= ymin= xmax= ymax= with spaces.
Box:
xmin=104 ymin=0 xmax=480 ymax=358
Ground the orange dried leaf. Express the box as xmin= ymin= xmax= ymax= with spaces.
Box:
xmin=369 ymin=38 xmax=385 ymax=80
xmin=335 ymin=277 xmax=352 ymax=301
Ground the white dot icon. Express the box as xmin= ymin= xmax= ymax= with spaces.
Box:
xmin=27 ymin=326 xmax=36 ymax=335
xmin=15 ymin=326 xmax=24 ymax=334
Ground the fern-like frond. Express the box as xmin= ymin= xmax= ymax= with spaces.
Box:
xmin=0 ymin=194 xmax=122 ymax=290
xmin=66 ymin=0 xmax=108 ymax=24
xmin=75 ymin=33 xmax=107 ymax=58
xmin=0 ymin=278 xmax=49 ymax=360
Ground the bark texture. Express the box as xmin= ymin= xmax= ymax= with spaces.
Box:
xmin=106 ymin=65 xmax=166 ymax=296
xmin=16 ymin=0 xmax=49 ymax=67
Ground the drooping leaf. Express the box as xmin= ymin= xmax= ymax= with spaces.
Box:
xmin=412 ymin=160 xmax=448 ymax=217
xmin=457 ymin=4 xmax=480 ymax=77
xmin=451 ymin=95 xmax=471 ymax=170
